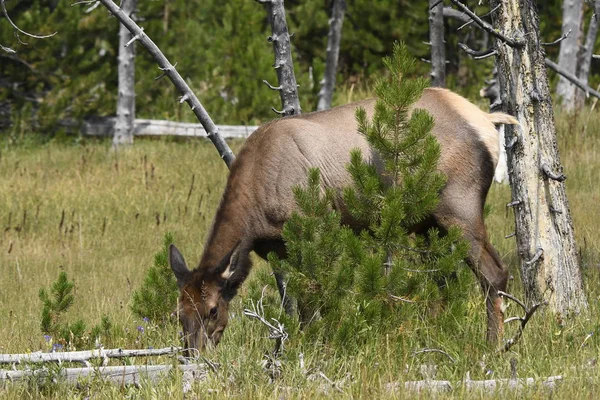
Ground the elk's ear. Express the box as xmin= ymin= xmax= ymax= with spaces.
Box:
xmin=216 ymin=241 xmax=242 ymax=281
xmin=169 ymin=244 xmax=191 ymax=289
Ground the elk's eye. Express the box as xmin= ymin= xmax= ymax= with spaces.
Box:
xmin=209 ymin=307 xmax=218 ymax=319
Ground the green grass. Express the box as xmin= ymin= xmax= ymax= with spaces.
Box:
xmin=1 ymin=107 xmax=600 ymax=398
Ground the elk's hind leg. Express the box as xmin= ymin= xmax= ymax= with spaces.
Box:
xmin=434 ymin=209 xmax=508 ymax=345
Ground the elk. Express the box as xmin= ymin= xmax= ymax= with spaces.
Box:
xmin=169 ymin=87 xmax=518 ymax=351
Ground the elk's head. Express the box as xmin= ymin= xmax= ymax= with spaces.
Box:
xmin=169 ymin=244 xmax=245 ymax=352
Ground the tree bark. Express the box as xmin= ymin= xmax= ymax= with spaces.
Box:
xmin=258 ymin=0 xmax=301 ymax=116
xmin=428 ymin=0 xmax=446 ymax=87
xmin=113 ymin=0 xmax=137 ymax=147
xmin=556 ymin=0 xmax=584 ymax=112
xmin=490 ymin=0 xmax=588 ymax=315
xmin=317 ymin=0 xmax=346 ymax=111
xmin=575 ymin=1 xmax=600 ymax=108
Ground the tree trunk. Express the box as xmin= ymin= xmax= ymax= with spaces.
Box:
xmin=259 ymin=0 xmax=301 ymax=116
xmin=317 ymin=0 xmax=346 ymax=111
xmin=428 ymin=0 xmax=446 ymax=87
xmin=556 ymin=0 xmax=584 ymax=112
xmin=113 ymin=0 xmax=137 ymax=147
xmin=575 ymin=1 xmax=600 ymax=108
xmin=490 ymin=0 xmax=588 ymax=315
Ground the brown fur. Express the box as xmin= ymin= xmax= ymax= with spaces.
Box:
xmin=170 ymin=88 xmax=518 ymax=351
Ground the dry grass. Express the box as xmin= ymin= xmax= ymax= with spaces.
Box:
xmin=0 ymin=107 xmax=599 ymax=398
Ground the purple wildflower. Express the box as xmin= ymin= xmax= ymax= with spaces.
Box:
xmin=43 ymin=335 xmax=52 ymax=342
xmin=137 ymin=325 xmax=144 ymax=333
xmin=143 ymin=317 xmax=150 ymax=323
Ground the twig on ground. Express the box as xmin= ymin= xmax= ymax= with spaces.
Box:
xmin=243 ymin=286 xmax=288 ymax=379
xmin=497 ymin=291 xmax=546 ymax=353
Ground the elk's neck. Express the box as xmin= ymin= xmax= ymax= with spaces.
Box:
xmin=197 ymin=188 xmax=250 ymax=273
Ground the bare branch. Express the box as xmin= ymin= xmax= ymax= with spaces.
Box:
xmin=1 ymin=44 xmax=16 ymax=54
xmin=541 ymin=29 xmax=571 ymax=46
xmin=1 ymin=0 xmax=57 ymax=39
xmin=506 ymin=200 xmax=521 ymax=208
xmin=96 ymin=0 xmax=235 ymax=168
xmin=457 ymin=4 xmax=501 ymax=31
xmin=505 ymin=232 xmax=516 ymax=239
xmin=498 ymin=291 xmax=546 ymax=353
xmin=263 ymin=80 xmax=282 ymax=91
xmin=545 ymin=58 xmax=600 ymax=100
xmin=525 ymin=248 xmax=543 ymax=266
xmin=541 ymin=163 xmax=567 ymax=182
xmin=125 ymin=27 xmax=145 ymax=47
xmin=443 ymin=7 xmax=470 ymax=24
xmin=458 ymin=43 xmax=497 ymax=60
xmin=243 ymin=287 xmax=288 ymax=356
xmin=429 ymin=0 xmax=443 ymax=9
xmin=448 ymin=0 xmax=525 ymax=47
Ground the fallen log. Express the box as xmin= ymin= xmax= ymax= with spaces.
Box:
xmin=386 ymin=375 xmax=563 ymax=394
xmin=0 ymin=346 xmax=182 ymax=365
xmin=0 ymin=363 xmax=207 ymax=387
xmin=59 ymin=117 xmax=258 ymax=139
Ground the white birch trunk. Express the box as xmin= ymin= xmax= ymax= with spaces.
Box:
xmin=556 ymin=0 xmax=584 ymax=112
xmin=113 ymin=0 xmax=137 ymax=147
xmin=490 ymin=0 xmax=588 ymax=315
xmin=317 ymin=0 xmax=346 ymax=111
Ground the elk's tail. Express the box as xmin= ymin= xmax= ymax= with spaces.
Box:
xmin=487 ymin=113 xmax=519 ymax=126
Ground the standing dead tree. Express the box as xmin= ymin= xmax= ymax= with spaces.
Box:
xmin=255 ymin=0 xmax=302 ymax=315
xmin=256 ymin=0 xmax=301 ymax=116
xmin=95 ymin=0 xmax=235 ymax=168
xmin=481 ymin=0 xmax=588 ymax=315
xmin=428 ymin=0 xmax=446 ymax=87
xmin=556 ymin=0 xmax=584 ymax=112
xmin=575 ymin=0 xmax=600 ymax=108
xmin=112 ymin=0 xmax=137 ymax=147
xmin=317 ymin=0 xmax=346 ymax=111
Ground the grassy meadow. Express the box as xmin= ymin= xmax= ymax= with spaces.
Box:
xmin=1 ymin=108 xmax=600 ymax=398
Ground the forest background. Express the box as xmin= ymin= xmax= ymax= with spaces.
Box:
xmin=0 ymin=0 xmax=575 ymax=134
